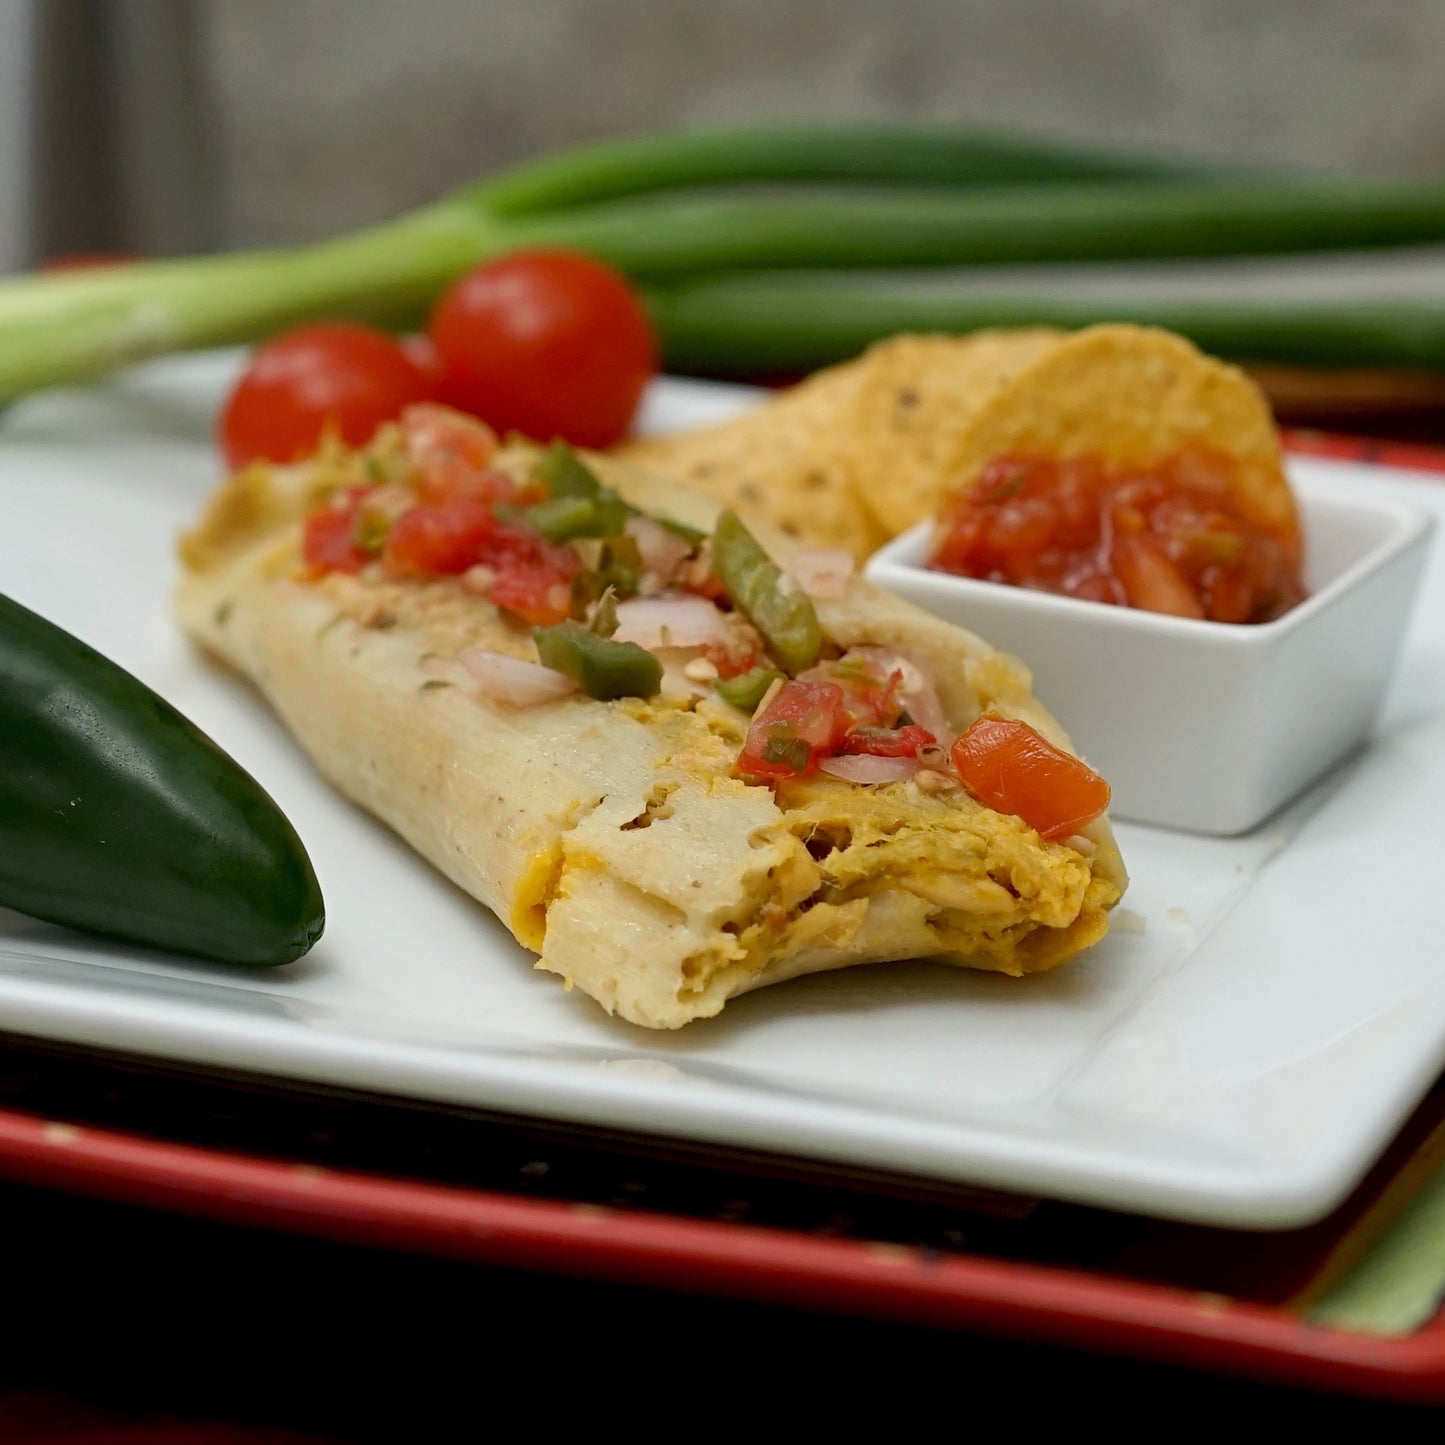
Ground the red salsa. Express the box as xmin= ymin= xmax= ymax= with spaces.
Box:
xmin=931 ymin=449 xmax=1305 ymax=624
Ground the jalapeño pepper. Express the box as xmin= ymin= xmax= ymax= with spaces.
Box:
xmin=0 ymin=593 xmax=324 ymax=965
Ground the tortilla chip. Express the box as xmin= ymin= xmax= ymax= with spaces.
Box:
xmin=619 ymin=358 xmax=886 ymax=558
xmin=899 ymin=324 xmax=1295 ymax=544
xmin=844 ymin=329 xmax=1066 ymax=536
xmin=620 ymin=324 xmax=1293 ymax=559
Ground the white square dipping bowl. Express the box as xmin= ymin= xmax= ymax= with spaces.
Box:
xmin=865 ymin=478 xmax=1435 ymax=835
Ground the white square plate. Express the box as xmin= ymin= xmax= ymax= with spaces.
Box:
xmin=3 ymin=353 xmax=1444 ymax=1228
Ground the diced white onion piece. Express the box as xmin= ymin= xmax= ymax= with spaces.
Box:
xmin=786 ymin=548 xmax=855 ymax=599
xmin=459 ymin=648 xmax=577 ymax=707
xmin=847 ymin=645 xmax=952 ymax=745
xmin=902 ymin=682 xmax=951 ymax=748
xmin=818 ymin=753 xmax=920 ymax=785
xmin=360 ymin=483 xmax=415 ymax=524
xmin=613 ymin=595 xmax=730 ymax=651
xmin=654 ymin=648 xmax=714 ymax=703
xmin=460 ymin=564 xmax=497 ymax=595
xmin=625 ymin=515 xmax=693 ymax=579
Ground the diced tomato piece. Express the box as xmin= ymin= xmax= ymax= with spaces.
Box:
xmin=950 ymin=715 xmax=1110 ymax=841
xmin=401 ymin=403 xmax=503 ymax=502
xmin=300 ymin=487 xmax=374 ymax=575
xmin=700 ymin=637 xmax=761 ymax=680
xmin=736 ymin=680 xmax=849 ymax=782
xmin=489 ymin=564 xmax=575 ymax=626
xmin=477 ymin=520 xmax=581 ymax=623
xmin=478 ymin=519 xmax=570 ymax=571
xmin=839 ymin=671 xmax=902 ymax=729
xmin=839 ymin=723 xmax=938 ymax=758
xmin=382 ymin=496 xmax=499 ymax=577
xmin=799 ymin=653 xmax=903 ymax=730
xmin=1109 ymin=534 xmax=1205 ymax=619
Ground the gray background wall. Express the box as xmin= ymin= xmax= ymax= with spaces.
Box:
xmin=8 ymin=0 xmax=1445 ymax=264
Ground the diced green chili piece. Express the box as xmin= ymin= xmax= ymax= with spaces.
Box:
xmin=528 ymin=445 xmax=635 ymax=540
xmin=523 ymin=492 xmax=633 ymax=543
xmin=714 ymin=666 xmax=784 ymax=713
xmin=572 ymin=537 xmax=645 ymax=613
xmin=534 ymin=621 xmax=662 ymax=700
xmin=524 ymin=494 xmax=599 ymax=541
xmin=761 ymin=732 xmax=812 ymax=771
xmin=590 ymin=493 xmax=634 ymax=536
xmin=534 ymin=441 xmax=603 ymax=500
xmin=710 ymin=510 xmax=821 ymax=674
xmin=353 ymin=512 xmax=390 ymax=554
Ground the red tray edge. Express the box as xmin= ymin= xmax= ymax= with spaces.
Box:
xmin=0 ymin=1106 xmax=1439 ymax=1405
xmin=1282 ymin=428 xmax=1445 ymax=474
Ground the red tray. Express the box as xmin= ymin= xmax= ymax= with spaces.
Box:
xmin=0 ymin=1033 xmax=1439 ymax=1407
xmin=0 ymin=430 xmax=1439 ymax=1409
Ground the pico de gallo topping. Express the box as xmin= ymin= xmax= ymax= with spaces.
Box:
xmin=950 ymin=715 xmax=1111 ymax=841
xmin=930 ymin=449 xmax=1305 ymax=624
xmin=734 ymin=649 xmax=940 ymax=783
xmin=294 ymin=407 xmax=1111 ymax=840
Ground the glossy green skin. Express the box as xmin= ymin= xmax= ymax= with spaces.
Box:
xmin=711 ymin=510 xmax=821 ymax=674
xmin=533 ymin=620 xmax=662 ymax=701
xmin=0 ymin=593 xmax=325 ymax=966
xmin=714 ymin=666 xmax=784 ymax=713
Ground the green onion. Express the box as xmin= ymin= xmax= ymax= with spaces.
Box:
xmin=646 ymin=272 xmax=1445 ymax=373
xmin=8 ymin=120 xmax=1445 ymax=400
xmin=514 ymin=178 xmax=1445 ymax=281
xmin=478 ymin=122 xmax=1230 ymax=216
xmin=0 ymin=207 xmax=493 ymax=399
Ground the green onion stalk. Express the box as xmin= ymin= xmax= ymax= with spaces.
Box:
xmin=646 ymin=272 xmax=1445 ymax=374
xmin=5 ymin=121 xmax=1445 ymax=400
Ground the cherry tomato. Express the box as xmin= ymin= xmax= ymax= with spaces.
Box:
xmin=950 ymin=715 xmax=1110 ymax=841
xmin=219 ymin=324 xmax=434 ymax=470
xmin=427 ymin=249 xmax=657 ymax=448
xmin=36 ymin=250 xmax=138 ymax=273
xmin=399 ymin=334 xmax=447 ymax=390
